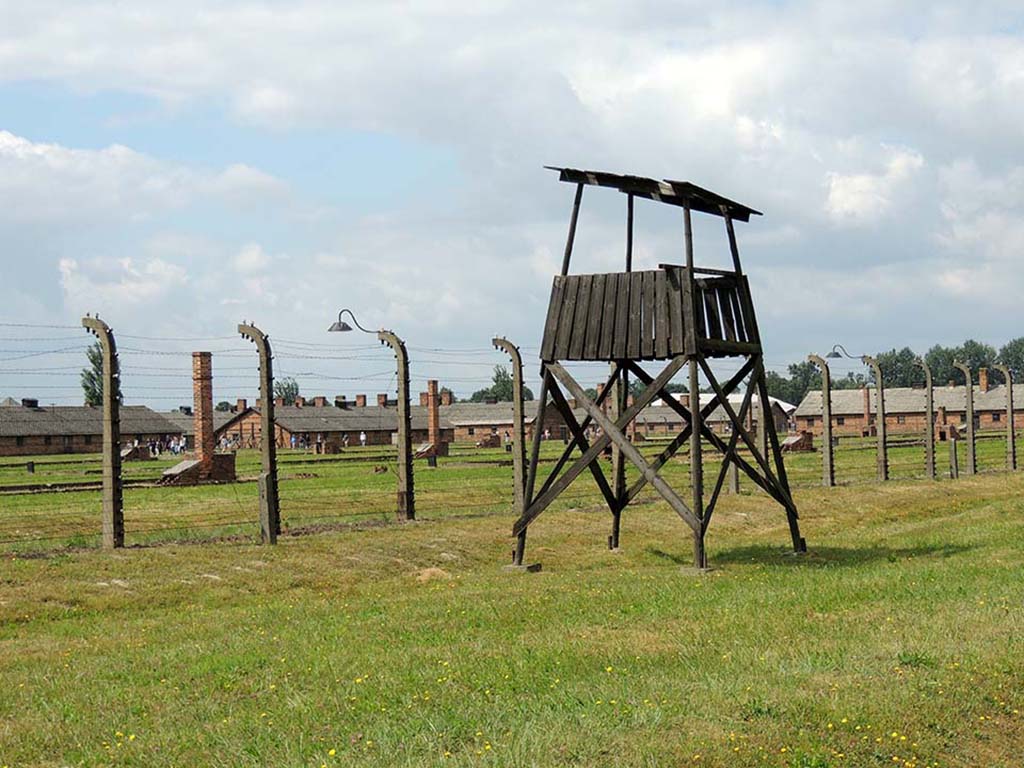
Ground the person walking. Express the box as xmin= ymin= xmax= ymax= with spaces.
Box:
xmin=359 ymin=431 xmax=367 ymax=447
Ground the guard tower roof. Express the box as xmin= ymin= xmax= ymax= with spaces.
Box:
xmin=545 ymin=166 xmax=762 ymax=222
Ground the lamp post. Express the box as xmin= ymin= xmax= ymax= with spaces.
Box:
xmin=329 ymin=309 xmax=415 ymax=520
xmin=827 ymin=344 xmax=887 ymax=481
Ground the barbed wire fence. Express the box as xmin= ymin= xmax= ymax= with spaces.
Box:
xmin=1 ymin=321 xmax=1019 ymax=553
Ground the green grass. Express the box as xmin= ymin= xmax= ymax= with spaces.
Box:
xmin=1 ymin=444 xmax=1023 ymax=766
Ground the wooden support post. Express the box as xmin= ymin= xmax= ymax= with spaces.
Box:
xmin=379 ymin=330 xmax=414 ymax=520
xmin=808 ymin=354 xmax=835 ymax=487
xmin=993 ymin=364 xmax=1016 ymax=471
xmin=949 ymin=436 xmax=960 ymax=479
xmin=82 ymin=316 xmax=124 ymax=549
xmin=727 ymin=461 xmax=739 ymax=494
xmin=953 ymin=361 xmax=975 ymax=476
xmin=239 ymin=322 xmax=280 ymax=543
xmin=863 ymin=355 xmax=888 ymax=481
xmin=682 ymin=200 xmax=706 ymax=568
xmin=915 ymin=357 xmax=936 ymax=480
xmin=560 ymin=183 xmax=584 ymax=275
xmin=609 ymin=364 xmax=626 ymax=548
xmin=493 ymin=337 xmax=527 ymax=518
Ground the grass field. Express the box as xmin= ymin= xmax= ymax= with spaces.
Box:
xmin=2 ymin=441 xmax=1023 ymax=766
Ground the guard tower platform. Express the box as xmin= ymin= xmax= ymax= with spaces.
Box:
xmin=513 ymin=167 xmax=806 ymax=569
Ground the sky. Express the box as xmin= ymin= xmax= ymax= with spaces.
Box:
xmin=1 ymin=1 xmax=1023 ymax=407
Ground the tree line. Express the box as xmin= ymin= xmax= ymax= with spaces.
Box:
xmin=764 ymin=337 xmax=1024 ymax=407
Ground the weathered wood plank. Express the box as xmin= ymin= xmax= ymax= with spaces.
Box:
xmin=598 ymin=271 xmax=619 ymax=359
xmin=719 ymin=284 xmax=737 ymax=342
xmin=612 ymin=272 xmax=631 ymax=359
xmin=667 ymin=267 xmax=685 ymax=355
xmin=553 ymin=275 xmax=580 ymax=360
xmin=703 ymin=280 xmax=723 ymax=340
xmin=568 ymin=274 xmax=593 ymax=360
xmin=729 ymin=287 xmax=747 ymax=342
xmin=641 ymin=271 xmax=655 ymax=358
xmin=540 ymin=276 xmax=565 ymax=362
xmin=654 ymin=270 xmax=669 ymax=358
xmin=584 ymin=273 xmax=606 ymax=359
xmin=627 ymin=271 xmax=643 ymax=359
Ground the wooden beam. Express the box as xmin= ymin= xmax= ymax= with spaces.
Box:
xmin=548 ymin=362 xmax=700 ymax=533
xmin=514 ymin=355 xmax=687 ymax=536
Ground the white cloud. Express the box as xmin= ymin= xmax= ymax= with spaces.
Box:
xmin=825 ymin=147 xmax=924 ymax=225
xmin=59 ymin=256 xmax=187 ymax=309
xmin=232 ymin=242 xmax=272 ymax=273
xmin=0 ymin=130 xmax=288 ymax=225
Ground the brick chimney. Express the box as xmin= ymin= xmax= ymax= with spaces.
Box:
xmin=427 ymin=379 xmax=441 ymax=447
xmin=377 ymin=393 xmax=389 ymax=407
xmin=192 ymin=352 xmax=215 ymax=475
xmin=274 ymin=397 xmax=285 ymax=407
xmin=979 ymin=367 xmax=989 ymax=393
xmin=440 ymin=389 xmax=452 ymax=406
xmin=862 ymin=386 xmax=871 ymax=424
xmin=355 ymin=394 xmax=366 ymax=407
xmin=420 ymin=391 xmax=429 ymax=407
xmin=314 ymin=395 xmax=328 ymax=407
xmin=236 ymin=398 xmax=247 ymax=412
xmin=294 ymin=396 xmax=305 ymax=408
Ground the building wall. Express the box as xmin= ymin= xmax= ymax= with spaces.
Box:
xmin=0 ymin=432 xmax=174 ymax=457
xmin=795 ymin=409 xmax=1024 ymax=437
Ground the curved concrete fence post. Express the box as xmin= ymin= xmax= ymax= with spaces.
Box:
xmin=914 ymin=357 xmax=936 ymax=479
xmin=862 ymin=355 xmax=888 ymax=481
xmin=993 ymin=364 xmax=1016 ymax=471
xmin=953 ymin=361 xmax=976 ymax=476
xmin=82 ymin=315 xmax=124 ymax=548
xmin=379 ymin=330 xmax=414 ymax=520
xmin=492 ymin=337 xmax=527 ymax=522
xmin=238 ymin=322 xmax=280 ymax=544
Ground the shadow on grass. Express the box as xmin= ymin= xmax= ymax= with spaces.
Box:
xmin=710 ymin=542 xmax=974 ymax=567
xmin=647 ymin=542 xmax=973 ymax=568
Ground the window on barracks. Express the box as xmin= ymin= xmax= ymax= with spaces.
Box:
xmin=44 ymin=435 xmax=52 ymax=445
xmin=896 ymin=415 xmax=906 ymax=424
xmin=836 ymin=416 xmax=845 ymax=426
xmin=993 ymin=412 xmax=1002 ymax=422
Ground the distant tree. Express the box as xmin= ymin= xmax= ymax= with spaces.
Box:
xmin=274 ymin=377 xmax=300 ymax=405
xmin=872 ymin=347 xmax=924 ymax=388
xmin=469 ymin=365 xmax=534 ymax=402
xmin=955 ymin=339 xmax=997 ymax=380
xmin=924 ymin=344 xmax=958 ymax=387
xmin=997 ymin=337 xmax=1024 ymax=382
xmin=764 ymin=361 xmax=820 ymax=406
xmin=81 ymin=342 xmax=104 ymax=406
xmin=215 ymin=401 xmax=232 ymax=412
xmin=832 ymin=371 xmax=867 ymax=390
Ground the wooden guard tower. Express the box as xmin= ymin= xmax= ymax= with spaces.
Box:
xmin=513 ymin=167 xmax=807 ymax=569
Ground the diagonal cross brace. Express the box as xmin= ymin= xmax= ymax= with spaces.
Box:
xmin=546 ymin=378 xmax=619 ymax=513
xmin=626 ymin=359 xmax=788 ymax=508
xmin=622 ymin=358 xmax=754 ymax=503
xmin=547 ymin=361 xmax=701 ymax=532
xmin=514 ymin=355 xmax=688 ymax=536
xmin=535 ymin=364 xmax=620 ymax=501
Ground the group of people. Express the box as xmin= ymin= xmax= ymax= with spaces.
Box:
xmin=124 ymin=436 xmax=186 ymax=457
